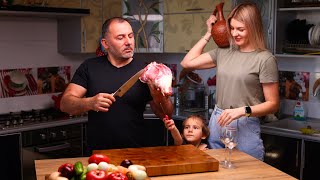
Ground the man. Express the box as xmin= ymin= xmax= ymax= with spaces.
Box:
xmin=60 ymin=17 xmax=173 ymax=154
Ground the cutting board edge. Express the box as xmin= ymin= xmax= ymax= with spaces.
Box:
xmin=146 ymin=160 xmax=219 ymax=176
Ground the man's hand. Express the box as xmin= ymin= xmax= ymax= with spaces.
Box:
xmin=91 ymin=93 xmax=116 ymax=112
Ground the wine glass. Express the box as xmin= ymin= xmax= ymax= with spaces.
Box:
xmin=223 ymin=126 xmax=237 ymax=169
xmin=219 ymin=126 xmax=229 ymax=166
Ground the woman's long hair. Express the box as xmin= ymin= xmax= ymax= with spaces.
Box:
xmin=227 ymin=3 xmax=266 ymax=51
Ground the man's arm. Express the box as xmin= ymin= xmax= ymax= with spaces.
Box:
xmin=60 ymin=83 xmax=93 ymax=115
xmin=60 ymin=83 xmax=116 ymax=115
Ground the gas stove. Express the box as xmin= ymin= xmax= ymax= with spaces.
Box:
xmin=0 ymin=108 xmax=80 ymax=130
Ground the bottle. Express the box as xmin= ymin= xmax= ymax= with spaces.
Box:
xmin=204 ymin=85 xmax=209 ymax=110
xmin=293 ymin=92 xmax=306 ymax=121
xmin=174 ymin=85 xmax=181 ymax=108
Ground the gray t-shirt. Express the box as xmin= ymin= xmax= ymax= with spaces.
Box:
xmin=208 ymin=47 xmax=278 ymax=109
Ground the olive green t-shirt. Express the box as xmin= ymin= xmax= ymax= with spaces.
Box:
xmin=208 ymin=48 xmax=278 ymax=109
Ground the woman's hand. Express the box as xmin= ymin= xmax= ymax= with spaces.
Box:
xmin=217 ymin=107 xmax=244 ymax=126
xmin=206 ymin=15 xmax=218 ymax=34
xmin=91 ymin=93 xmax=116 ymax=112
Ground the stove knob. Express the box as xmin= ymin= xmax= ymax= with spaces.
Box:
xmin=40 ymin=133 xmax=46 ymax=140
xmin=12 ymin=119 xmax=17 ymax=125
xmin=50 ymin=132 xmax=56 ymax=138
xmin=5 ymin=121 xmax=10 ymax=126
xmin=61 ymin=130 xmax=67 ymax=137
xmin=19 ymin=119 xmax=24 ymax=124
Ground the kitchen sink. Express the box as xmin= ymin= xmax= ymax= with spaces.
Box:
xmin=263 ymin=117 xmax=320 ymax=132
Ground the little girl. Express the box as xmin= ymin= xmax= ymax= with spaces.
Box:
xmin=163 ymin=114 xmax=210 ymax=150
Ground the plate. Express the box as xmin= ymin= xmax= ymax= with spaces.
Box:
xmin=311 ymin=25 xmax=320 ymax=46
xmin=308 ymin=25 xmax=315 ymax=45
xmin=2 ymin=75 xmax=27 ymax=96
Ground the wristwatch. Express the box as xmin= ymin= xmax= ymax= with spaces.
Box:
xmin=245 ymin=106 xmax=252 ymax=117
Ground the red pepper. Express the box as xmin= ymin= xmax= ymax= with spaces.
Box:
xmin=58 ymin=163 xmax=74 ymax=179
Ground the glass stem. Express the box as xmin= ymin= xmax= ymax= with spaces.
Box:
xmin=224 ymin=146 xmax=227 ymax=161
xmin=228 ymin=148 xmax=232 ymax=166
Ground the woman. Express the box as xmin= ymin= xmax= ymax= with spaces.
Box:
xmin=180 ymin=3 xmax=279 ymax=160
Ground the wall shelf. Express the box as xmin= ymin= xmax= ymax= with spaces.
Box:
xmin=0 ymin=5 xmax=89 ymax=18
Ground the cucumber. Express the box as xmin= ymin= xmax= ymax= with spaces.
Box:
xmin=74 ymin=161 xmax=84 ymax=176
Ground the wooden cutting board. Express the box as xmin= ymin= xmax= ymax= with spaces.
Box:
xmin=94 ymin=144 xmax=219 ymax=176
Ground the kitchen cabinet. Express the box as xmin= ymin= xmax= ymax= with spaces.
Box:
xmin=261 ymin=133 xmax=301 ymax=179
xmin=274 ymin=0 xmax=320 ymax=57
xmin=144 ymin=117 xmax=167 ymax=147
xmin=303 ymin=140 xmax=320 ymax=180
xmin=39 ymin=0 xmax=80 ymax=8
xmin=163 ymin=0 xmax=232 ymax=53
xmin=58 ymin=0 xmax=122 ymax=53
xmin=0 ymin=133 xmax=22 ymax=180
xmin=122 ymin=0 xmax=164 ymax=53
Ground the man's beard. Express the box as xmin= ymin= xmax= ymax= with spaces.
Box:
xmin=108 ymin=46 xmax=134 ymax=60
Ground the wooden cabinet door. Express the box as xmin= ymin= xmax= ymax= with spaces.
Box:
xmin=81 ymin=0 xmax=103 ymax=53
xmin=13 ymin=0 xmax=80 ymax=8
xmin=122 ymin=0 xmax=164 ymax=53
xmin=103 ymin=0 xmax=122 ymax=22
xmin=45 ymin=0 xmax=80 ymax=8
xmin=164 ymin=0 xmax=232 ymax=14
xmin=163 ymin=0 xmax=232 ymax=53
xmin=164 ymin=13 xmax=217 ymax=53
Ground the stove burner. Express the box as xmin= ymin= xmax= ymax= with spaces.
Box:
xmin=0 ymin=108 xmax=70 ymax=129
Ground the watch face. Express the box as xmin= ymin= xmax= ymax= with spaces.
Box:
xmin=245 ymin=106 xmax=251 ymax=116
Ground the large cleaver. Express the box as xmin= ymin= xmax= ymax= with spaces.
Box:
xmin=112 ymin=69 xmax=144 ymax=97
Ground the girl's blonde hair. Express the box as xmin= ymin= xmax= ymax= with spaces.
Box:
xmin=182 ymin=115 xmax=210 ymax=138
xmin=227 ymin=2 xmax=266 ymax=51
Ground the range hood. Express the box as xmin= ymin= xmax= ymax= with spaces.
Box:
xmin=0 ymin=5 xmax=90 ymax=18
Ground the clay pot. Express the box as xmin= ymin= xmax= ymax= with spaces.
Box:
xmin=211 ymin=2 xmax=230 ymax=48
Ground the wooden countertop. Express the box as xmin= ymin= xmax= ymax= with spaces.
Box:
xmin=35 ymin=148 xmax=296 ymax=180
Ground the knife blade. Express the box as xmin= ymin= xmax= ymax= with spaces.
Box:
xmin=112 ymin=69 xmax=144 ymax=97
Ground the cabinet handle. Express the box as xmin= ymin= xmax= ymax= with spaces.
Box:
xmin=185 ymin=8 xmax=204 ymax=11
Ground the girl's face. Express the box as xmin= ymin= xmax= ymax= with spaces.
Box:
xmin=182 ymin=118 xmax=206 ymax=146
xmin=230 ymin=18 xmax=253 ymax=52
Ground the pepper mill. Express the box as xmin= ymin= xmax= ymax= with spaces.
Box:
xmin=211 ymin=2 xmax=230 ymax=48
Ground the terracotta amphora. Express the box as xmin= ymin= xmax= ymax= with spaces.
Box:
xmin=211 ymin=2 xmax=230 ymax=48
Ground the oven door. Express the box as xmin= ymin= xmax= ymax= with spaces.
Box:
xmin=23 ymin=138 xmax=82 ymax=180
xmin=22 ymin=123 xmax=83 ymax=180
xmin=0 ymin=133 xmax=22 ymax=180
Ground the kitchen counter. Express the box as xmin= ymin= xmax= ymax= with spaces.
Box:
xmin=261 ymin=117 xmax=320 ymax=142
xmin=35 ymin=148 xmax=296 ymax=180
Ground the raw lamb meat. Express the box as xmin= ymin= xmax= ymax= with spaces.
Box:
xmin=140 ymin=62 xmax=173 ymax=96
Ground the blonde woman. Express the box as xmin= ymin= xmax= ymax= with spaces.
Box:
xmin=180 ymin=3 xmax=279 ymax=160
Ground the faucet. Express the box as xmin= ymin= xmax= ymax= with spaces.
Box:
xmin=313 ymin=78 xmax=320 ymax=97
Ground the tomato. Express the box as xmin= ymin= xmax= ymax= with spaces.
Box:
xmin=86 ymin=170 xmax=108 ymax=180
xmin=106 ymin=172 xmax=128 ymax=180
xmin=88 ymin=154 xmax=110 ymax=164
